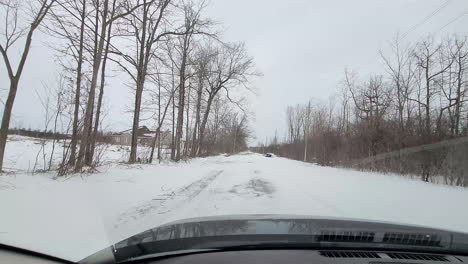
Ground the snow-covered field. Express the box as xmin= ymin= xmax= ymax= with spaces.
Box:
xmin=1 ymin=136 xmax=468 ymax=262
xmin=2 ymin=135 xmax=130 ymax=172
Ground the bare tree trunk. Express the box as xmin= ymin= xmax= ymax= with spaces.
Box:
xmin=0 ymin=81 xmax=18 ymax=171
xmin=49 ymin=87 xmax=63 ymax=170
xmin=129 ymin=80 xmax=144 ymax=163
xmin=84 ymin=92 xmax=95 ymax=164
xmin=149 ymin=79 xmax=162 ymax=163
xmin=170 ymin=64 xmax=176 ymax=160
xmin=197 ymin=96 xmax=213 ymax=156
xmin=424 ymin=65 xmax=431 ymax=140
xmin=184 ymin=82 xmax=191 ymax=157
xmin=128 ymin=0 xmax=170 ymax=163
xmin=69 ymin=0 xmax=86 ymax=166
xmin=84 ymin=0 xmax=101 ymax=166
xmin=191 ymin=79 xmax=202 ymax=157
xmin=157 ymin=81 xmax=162 ymax=161
xmin=90 ymin=13 xmax=114 ymax=163
xmin=76 ymin=0 xmax=109 ymax=170
xmin=149 ymin=89 xmax=174 ymax=163
xmin=174 ymin=84 xmax=185 ymax=161
xmin=157 ymin=128 xmax=162 ymax=161
xmin=304 ymin=101 xmax=311 ymax=162
xmin=232 ymin=117 xmax=237 ymax=153
xmin=157 ymin=82 xmax=163 ymax=163
xmin=149 ymin=128 xmax=160 ymax=162
xmin=129 ymin=94 xmax=143 ymax=163
xmin=174 ymin=34 xmax=189 ymax=161
xmin=454 ymin=48 xmax=466 ymax=136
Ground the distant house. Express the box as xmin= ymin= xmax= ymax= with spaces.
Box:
xmin=107 ymin=126 xmax=172 ymax=147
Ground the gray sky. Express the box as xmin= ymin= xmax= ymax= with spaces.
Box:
xmin=1 ymin=0 xmax=468 ymax=144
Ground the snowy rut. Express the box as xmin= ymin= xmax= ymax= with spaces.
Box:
xmin=115 ymin=170 xmax=223 ymax=227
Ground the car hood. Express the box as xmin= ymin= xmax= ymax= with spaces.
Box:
xmin=80 ymin=214 xmax=468 ymax=264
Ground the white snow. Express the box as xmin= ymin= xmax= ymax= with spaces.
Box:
xmin=1 ymin=136 xmax=468 ymax=262
xmin=2 ymin=135 xmax=128 ymax=172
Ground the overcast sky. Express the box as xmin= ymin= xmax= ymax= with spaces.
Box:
xmin=1 ymin=0 xmax=468 ymax=144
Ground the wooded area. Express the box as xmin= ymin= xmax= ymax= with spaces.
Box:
xmin=257 ymin=35 xmax=468 ymax=186
xmin=0 ymin=0 xmax=256 ymax=174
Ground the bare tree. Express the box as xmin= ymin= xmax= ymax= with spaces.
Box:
xmin=148 ymin=65 xmax=176 ymax=163
xmin=31 ymin=75 xmax=66 ymax=172
xmin=69 ymin=0 xmax=86 ymax=166
xmin=263 ymin=35 xmax=468 ymax=186
xmin=189 ymin=45 xmax=210 ymax=156
xmin=380 ymin=35 xmax=415 ymax=149
xmin=46 ymin=0 xmax=89 ymax=167
xmin=75 ymin=0 xmax=138 ymax=170
xmin=33 ymin=85 xmax=53 ymax=173
xmin=48 ymin=75 xmax=66 ymax=170
xmin=346 ymin=71 xmax=392 ymax=156
xmin=285 ymin=103 xmax=305 ymax=146
xmin=204 ymin=103 xmax=250 ymax=155
xmin=303 ymin=100 xmax=311 ymax=162
xmin=0 ymin=0 xmax=56 ymax=172
xmin=449 ymin=36 xmax=468 ymax=136
xmin=74 ymin=0 xmax=110 ymax=170
xmin=89 ymin=0 xmax=118 ymax=161
xmin=195 ymin=42 xmax=256 ymax=156
xmin=172 ymin=0 xmax=211 ymax=161
xmin=112 ymin=0 xmax=178 ymax=163
xmin=412 ymin=38 xmax=454 ymax=141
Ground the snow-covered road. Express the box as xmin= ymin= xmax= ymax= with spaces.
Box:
xmin=1 ymin=151 xmax=468 ymax=262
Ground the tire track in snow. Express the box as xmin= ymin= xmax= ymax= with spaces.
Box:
xmin=115 ymin=170 xmax=223 ymax=228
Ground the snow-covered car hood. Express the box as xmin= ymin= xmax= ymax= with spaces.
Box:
xmin=81 ymin=214 xmax=468 ymax=264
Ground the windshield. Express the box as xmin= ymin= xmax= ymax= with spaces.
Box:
xmin=1 ymin=0 xmax=468 ymax=262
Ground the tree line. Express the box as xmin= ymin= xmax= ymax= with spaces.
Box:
xmin=257 ymin=35 xmax=468 ymax=186
xmin=8 ymin=128 xmax=70 ymax=140
xmin=0 ymin=0 xmax=257 ymax=174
